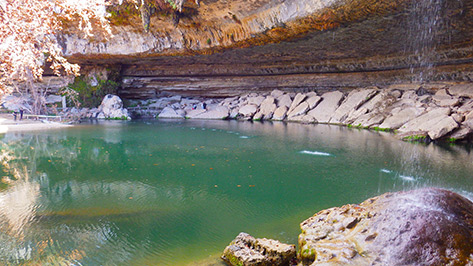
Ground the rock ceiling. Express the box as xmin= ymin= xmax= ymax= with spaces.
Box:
xmin=63 ymin=0 xmax=473 ymax=98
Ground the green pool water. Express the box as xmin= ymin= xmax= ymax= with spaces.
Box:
xmin=0 ymin=120 xmax=472 ymax=265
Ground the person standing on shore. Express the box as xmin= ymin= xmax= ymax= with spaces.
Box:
xmin=13 ymin=111 xmax=17 ymax=121
xmin=19 ymin=109 xmax=23 ymax=120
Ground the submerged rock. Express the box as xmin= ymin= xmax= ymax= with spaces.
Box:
xmin=222 ymin=232 xmax=296 ymax=266
xmin=298 ymin=188 xmax=473 ymax=265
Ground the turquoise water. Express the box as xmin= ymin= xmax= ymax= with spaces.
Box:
xmin=0 ymin=120 xmax=472 ymax=265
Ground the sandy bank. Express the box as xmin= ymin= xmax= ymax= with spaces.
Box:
xmin=0 ymin=114 xmax=72 ymax=133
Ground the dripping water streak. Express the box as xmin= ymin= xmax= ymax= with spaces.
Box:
xmin=405 ymin=0 xmax=445 ymax=82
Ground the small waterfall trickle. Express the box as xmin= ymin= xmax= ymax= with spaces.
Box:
xmin=404 ymin=0 xmax=446 ymax=82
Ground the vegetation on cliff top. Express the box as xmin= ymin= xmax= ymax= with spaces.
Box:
xmin=0 ymin=0 xmax=195 ymax=114
xmin=0 ymin=0 xmax=114 ymax=94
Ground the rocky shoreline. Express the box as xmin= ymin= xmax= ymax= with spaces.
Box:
xmin=127 ymin=83 xmax=473 ymax=143
xmin=2 ymin=83 xmax=473 ymax=142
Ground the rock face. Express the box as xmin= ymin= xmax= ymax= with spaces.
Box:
xmin=298 ymin=188 xmax=473 ymax=266
xmin=59 ymin=0 xmax=473 ymax=99
xmin=222 ymin=232 xmax=296 ymax=266
xmin=97 ymin=94 xmax=130 ymax=119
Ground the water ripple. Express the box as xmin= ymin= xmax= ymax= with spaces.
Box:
xmin=299 ymin=150 xmax=332 ymax=156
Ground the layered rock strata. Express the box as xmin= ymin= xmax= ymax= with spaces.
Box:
xmin=130 ymin=83 xmax=473 ymax=142
xmin=56 ymin=0 xmax=473 ymax=98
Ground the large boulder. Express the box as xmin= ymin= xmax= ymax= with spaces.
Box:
xmin=287 ymin=102 xmax=310 ymax=119
xmin=97 ymin=94 xmax=130 ymax=119
xmin=272 ymin=106 xmax=288 ymax=121
xmin=397 ymin=108 xmax=459 ymax=140
xmin=458 ymin=100 xmax=473 ymax=115
xmin=287 ymin=114 xmax=316 ymax=123
xmin=157 ymin=107 xmax=184 ymax=119
xmin=306 ymin=95 xmax=322 ymax=109
xmin=351 ymin=113 xmax=385 ymax=128
xmin=298 ymin=188 xmax=473 ymax=265
xmin=254 ymin=96 xmax=277 ymax=120
xmin=307 ymin=91 xmax=344 ymax=123
xmin=448 ymin=83 xmax=473 ymax=98
xmin=329 ymin=89 xmax=378 ymax=124
xmin=185 ymin=108 xmax=206 ymax=118
xmin=288 ymin=93 xmax=307 ymax=114
xmin=449 ymin=125 xmax=473 ymax=141
xmin=344 ymin=91 xmax=393 ymax=125
xmin=271 ymin=89 xmax=285 ymax=99
xmin=433 ymin=89 xmax=460 ymax=107
xmin=277 ymin=94 xmax=293 ymax=109
xmin=191 ymin=106 xmax=229 ymax=119
xmin=239 ymin=104 xmax=258 ymax=119
xmin=247 ymin=96 xmax=266 ymax=106
xmin=222 ymin=232 xmax=296 ymax=266
xmin=378 ymin=106 xmax=425 ymax=130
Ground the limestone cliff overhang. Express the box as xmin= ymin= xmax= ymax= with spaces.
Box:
xmin=60 ymin=0 xmax=473 ymax=98
xmin=65 ymin=0 xmax=417 ymax=60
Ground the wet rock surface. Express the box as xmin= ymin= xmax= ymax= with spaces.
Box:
xmin=298 ymin=188 xmax=473 ymax=266
xmin=222 ymin=232 xmax=296 ymax=266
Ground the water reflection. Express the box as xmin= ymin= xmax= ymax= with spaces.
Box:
xmin=0 ymin=181 xmax=39 ymax=237
xmin=0 ymin=121 xmax=471 ymax=265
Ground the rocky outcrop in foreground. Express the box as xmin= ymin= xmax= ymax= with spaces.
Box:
xmin=222 ymin=188 xmax=473 ymax=266
xmin=222 ymin=232 xmax=296 ymax=266
xmin=298 ymin=188 xmax=473 ymax=265
xmin=131 ymin=83 xmax=473 ymax=142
